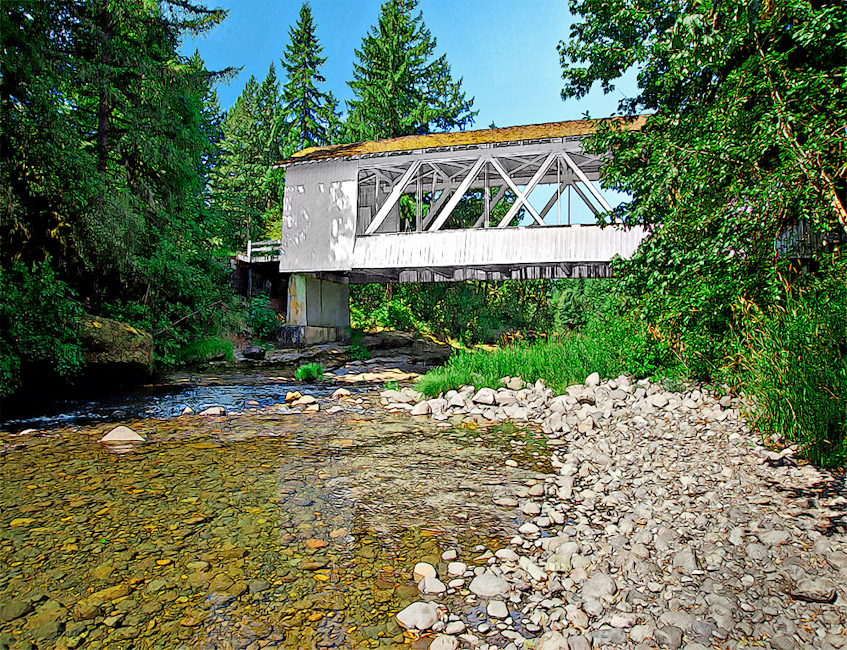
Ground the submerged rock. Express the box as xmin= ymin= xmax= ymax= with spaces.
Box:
xmin=99 ymin=425 xmax=145 ymax=443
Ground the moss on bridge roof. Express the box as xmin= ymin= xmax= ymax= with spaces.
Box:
xmin=279 ymin=115 xmax=647 ymax=165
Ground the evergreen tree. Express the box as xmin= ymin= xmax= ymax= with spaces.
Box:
xmin=345 ymin=0 xmax=476 ymax=141
xmin=279 ymin=2 xmax=340 ymax=154
xmin=210 ymin=64 xmax=283 ymax=245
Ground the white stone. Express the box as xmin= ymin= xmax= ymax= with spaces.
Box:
xmin=429 ymin=635 xmax=458 ymax=650
xmin=585 ymin=372 xmax=601 ymax=387
xmin=418 ymin=576 xmax=447 ymax=594
xmin=487 ymin=600 xmax=509 ymax=619
xmin=413 ymin=562 xmax=437 ymax=582
xmin=469 ymin=572 xmax=509 ymax=597
xmin=472 ymin=387 xmax=497 ymax=405
xmin=100 ymin=426 xmax=145 ymax=443
xmin=495 ymin=548 xmax=519 ymax=562
xmin=519 ymin=556 xmax=546 ymax=581
xmin=198 ymin=406 xmax=226 ymax=416
xmin=396 ymin=601 xmax=440 ymax=630
xmin=410 ymin=401 xmax=432 ymax=416
xmin=447 ymin=562 xmax=467 ymax=576
xmin=536 ymin=631 xmax=568 ymax=650
xmin=331 ymin=388 xmax=351 ymax=398
xmin=441 ymin=549 xmax=457 ymax=561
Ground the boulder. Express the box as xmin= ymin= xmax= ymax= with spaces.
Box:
xmin=469 ymin=572 xmax=508 ymax=597
xmin=78 ymin=315 xmax=153 ymax=381
xmin=242 ymin=345 xmax=265 ymax=360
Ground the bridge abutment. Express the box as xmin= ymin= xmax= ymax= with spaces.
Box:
xmin=280 ymin=273 xmax=350 ymax=347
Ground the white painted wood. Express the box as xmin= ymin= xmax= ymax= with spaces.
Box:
xmin=427 ymin=157 xmax=487 ymax=231
xmin=352 ymin=225 xmax=646 ymax=270
xmin=364 ymin=160 xmax=420 ymax=235
xmin=488 ymin=158 xmax=544 ymax=227
xmin=561 ymin=152 xmax=612 ymax=211
xmin=496 ymin=152 xmax=558 ymax=227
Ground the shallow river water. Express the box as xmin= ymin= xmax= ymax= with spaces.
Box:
xmin=0 ymin=378 xmax=551 ymax=650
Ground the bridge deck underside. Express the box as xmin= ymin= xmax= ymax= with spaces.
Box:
xmin=347 ymin=224 xmax=644 ymax=284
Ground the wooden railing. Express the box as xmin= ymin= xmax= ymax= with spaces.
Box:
xmin=244 ymin=238 xmax=283 ymax=263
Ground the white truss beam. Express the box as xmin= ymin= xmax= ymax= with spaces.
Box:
xmin=427 ymin=157 xmax=487 ymax=232
xmin=561 ymin=152 xmax=612 ymax=211
xmin=493 ymin=154 xmax=557 ymax=228
xmin=364 ymin=160 xmax=421 ymax=235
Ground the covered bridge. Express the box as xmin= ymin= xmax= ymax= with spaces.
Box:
xmin=237 ymin=117 xmax=648 ymax=344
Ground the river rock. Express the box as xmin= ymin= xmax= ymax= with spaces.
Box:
xmin=581 ymin=572 xmax=617 ymax=599
xmin=331 ymin=387 xmax=351 ymax=398
xmin=0 ymin=600 xmax=33 ymax=623
xmin=413 ymin=562 xmax=437 ymax=582
xmin=243 ymin=345 xmax=265 ymax=360
xmin=536 ymin=631 xmax=568 ymax=650
xmin=99 ymin=425 xmax=145 ymax=443
xmin=447 ymin=562 xmax=467 ymax=576
xmin=198 ymin=406 xmax=226 ymax=416
xmin=487 ymin=600 xmax=509 ymax=619
xmin=419 ymin=577 xmax=447 ymax=594
xmin=410 ymin=401 xmax=432 ymax=416
xmin=472 ymin=387 xmax=497 ymax=405
xmin=78 ymin=315 xmax=153 ymax=380
xmin=396 ymin=601 xmax=440 ymax=630
xmin=430 ymin=635 xmax=459 ymax=650
xmin=790 ymin=577 xmax=837 ymax=603
xmin=469 ymin=572 xmax=509 ymax=597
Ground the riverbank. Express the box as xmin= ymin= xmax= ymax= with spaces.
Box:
xmin=375 ymin=374 xmax=847 ymax=649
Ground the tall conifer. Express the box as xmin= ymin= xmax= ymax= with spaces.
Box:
xmin=279 ymin=2 xmax=340 ymax=154
xmin=345 ymin=0 xmax=476 ymax=141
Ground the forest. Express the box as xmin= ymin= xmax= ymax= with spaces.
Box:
xmin=1 ymin=0 xmax=846 ymax=463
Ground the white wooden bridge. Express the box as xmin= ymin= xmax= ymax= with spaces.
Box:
xmin=236 ymin=117 xmax=648 ymax=343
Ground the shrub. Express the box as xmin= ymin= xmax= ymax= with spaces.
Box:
xmin=0 ymin=260 xmax=84 ymax=395
xmin=349 ymin=343 xmax=370 ymax=360
xmin=248 ymin=293 xmax=281 ymax=340
xmin=176 ymin=337 xmax=234 ymax=364
xmin=295 ymin=362 xmax=324 ymax=382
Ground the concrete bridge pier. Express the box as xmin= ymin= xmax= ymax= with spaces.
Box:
xmin=281 ymin=273 xmax=350 ymax=347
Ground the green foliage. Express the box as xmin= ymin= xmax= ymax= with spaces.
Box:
xmin=0 ymin=0 xmax=234 ymax=384
xmin=0 ymin=260 xmax=85 ymax=395
xmin=740 ymin=266 xmax=847 ymax=467
xmin=295 ymin=362 xmax=324 ymax=382
xmin=383 ymin=380 xmax=400 ymax=391
xmin=345 ymin=0 xmax=477 ymax=141
xmin=348 ymin=344 xmax=371 ymax=361
xmin=176 ymin=336 xmax=235 ymax=365
xmin=561 ymin=0 xmax=847 ymax=463
xmin=350 ymin=280 xmax=557 ymax=344
xmin=247 ymin=294 xmax=281 ymax=340
xmin=279 ymin=2 xmax=341 ymax=154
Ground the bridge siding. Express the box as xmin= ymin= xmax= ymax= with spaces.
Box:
xmin=350 ymin=225 xmax=646 ymax=271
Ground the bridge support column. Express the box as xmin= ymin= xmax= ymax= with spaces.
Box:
xmin=282 ymin=274 xmax=350 ymax=347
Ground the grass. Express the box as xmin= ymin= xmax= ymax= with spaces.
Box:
xmin=416 ymin=312 xmax=682 ymax=398
xmin=417 ymin=336 xmax=619 ymax=397
xmin=176 ymin=337 xmax=234 ymax=364
xmin=295 ymin=362 xmax=324 ymax=382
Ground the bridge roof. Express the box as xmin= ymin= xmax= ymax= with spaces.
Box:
xmin=280 ymin=115 xmax=646 ymax=166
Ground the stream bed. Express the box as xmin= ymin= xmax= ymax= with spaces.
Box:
xmin=0 ymin=377 xmax=551 ymax=650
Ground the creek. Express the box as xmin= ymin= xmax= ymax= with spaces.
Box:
xmin=0 ymin=373 xmax=551 ymax=649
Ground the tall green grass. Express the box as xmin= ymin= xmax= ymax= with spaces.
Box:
xmin=417 ymin=313 xmax=679 ymax=397
xmin=176 ymin=337 xmax=234 ymax=364
xmin=739 ymin=276 xmax=847 ymax=467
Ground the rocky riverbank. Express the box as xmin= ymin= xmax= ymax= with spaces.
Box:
xmin=375 ymin=374 xmax=847 ymax=649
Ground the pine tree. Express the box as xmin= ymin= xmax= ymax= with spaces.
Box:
xmin=345 ymin=0 xmax=476 ymax=141
xmin=279 ymin=2 xmax=340 ymax=154
xmin=211 ymin=64 xmax=283 ymax=244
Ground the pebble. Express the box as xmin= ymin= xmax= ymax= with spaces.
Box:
xmin=396 ymin=601 xmax=441 ymax=630
xmin=469 ymin=572 xmax=509 ymax=597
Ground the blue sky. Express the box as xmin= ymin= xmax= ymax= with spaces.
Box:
xmin=181 ymin=0 xmax=637 ymax=127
